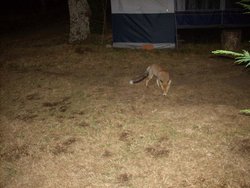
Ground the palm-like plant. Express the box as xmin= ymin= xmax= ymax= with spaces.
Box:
xmin=237 ymin=0 xmax=250 ymax=13
xmin=212 ymin=50 xmax=250 ymax=67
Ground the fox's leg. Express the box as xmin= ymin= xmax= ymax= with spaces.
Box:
xmin=145 ymin=73 xmax=153 ymax=87
xmin=156 ymin=79 xmax=161 ymax=87
xmin=159 ymin=80 xmax=164 ymax=90
xmin=162 ymin=80 xmax=172 ymax=96
xmin=166 ymin=80 xmax=172 ymax=93
xmin=158 ymin=81 xmax=167 ymax=96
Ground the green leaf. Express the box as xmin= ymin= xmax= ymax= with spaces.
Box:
xmin=237 ymin=0 xmax=250 ymax=13
xmin=240 ymin=109 xmax=250 ymax=116
xmin=243 ymin=50 xmax=250 ymax=56
xmin=211 ymin=50 xmax=243 ymax=57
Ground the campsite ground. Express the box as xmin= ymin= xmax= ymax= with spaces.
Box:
xmin=0 ymin=21 xmax=250 ymax=188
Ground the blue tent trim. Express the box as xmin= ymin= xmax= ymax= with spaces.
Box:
xmin=176 ymin=10 xmax=250 ymax=29
xmin=223 ymin=10 xmax=250 ymax=26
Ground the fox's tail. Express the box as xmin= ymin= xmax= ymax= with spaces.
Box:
xmin=129 ymin=69 xmax=149 ymax=84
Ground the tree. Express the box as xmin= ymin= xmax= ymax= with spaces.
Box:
xmin=68 ymin=0 xmax=91 ymax=43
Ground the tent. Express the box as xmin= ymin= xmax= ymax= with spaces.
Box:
xmin=111 ymin=0 xmax=176 ymax=49
xmin=110 ymin=0 xmax=250 ymax=49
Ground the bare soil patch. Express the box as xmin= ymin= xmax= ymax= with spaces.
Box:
xmin=0 ymin=26 xmax=250 ymax=187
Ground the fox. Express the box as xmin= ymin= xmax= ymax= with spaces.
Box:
xmin=130 ymin=64 xmax=172 ymax=96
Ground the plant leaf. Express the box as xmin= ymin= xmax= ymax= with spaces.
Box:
xmin=212 ymin=50 xmax=243 ymax=57
xmin=240 ymin=109 xmax=250 ymax=116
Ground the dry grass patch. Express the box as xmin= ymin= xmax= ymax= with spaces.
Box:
xmin=1 ymin=29 xmax=250 ymax=187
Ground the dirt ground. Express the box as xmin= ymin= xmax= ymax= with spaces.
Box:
xmin=0 ymin=25 xmax=250 ymax=188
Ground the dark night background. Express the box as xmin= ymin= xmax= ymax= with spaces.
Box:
xmin=0 ymin=0 xmax=249 ymax=43
xmin=0 ymin=0 xmax=112 ymax=36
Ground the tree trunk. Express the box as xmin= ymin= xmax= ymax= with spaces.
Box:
xmin=68 ymin=0 xmax=91 ymax=43
xmin=221 ymin=29 xmax=242 ymax=51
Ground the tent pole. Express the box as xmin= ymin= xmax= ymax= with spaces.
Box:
xmin=174 ymin=0 xmax=178 ymax=49
xmin=220 ymin=0 xmax=225 ymax=26
xmin=101 ymin=0 xmax=108 ymax=44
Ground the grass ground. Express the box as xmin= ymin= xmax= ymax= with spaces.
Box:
xmin=0 ymin=23 xmax=250 ymax=188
